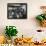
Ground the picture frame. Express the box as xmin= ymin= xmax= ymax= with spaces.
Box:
xmin=7 ymin=3 xmax=27 ymax=19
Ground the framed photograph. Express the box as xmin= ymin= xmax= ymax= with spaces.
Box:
xmin=7 ymin=3 xmax=27 ymax=19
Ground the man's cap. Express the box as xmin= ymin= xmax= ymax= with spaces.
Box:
xmin=40 ymin=6 xmax=46 ymax=9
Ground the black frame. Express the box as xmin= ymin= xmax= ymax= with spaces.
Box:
xmin=7 ymin=3 xmax=27 ymax=19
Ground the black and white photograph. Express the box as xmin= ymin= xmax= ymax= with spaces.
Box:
xmin=7 ymin=3 xmax=27 ymax=19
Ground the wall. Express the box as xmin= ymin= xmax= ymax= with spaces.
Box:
xmin=0 ymin=0 xmax=46 ymax=40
